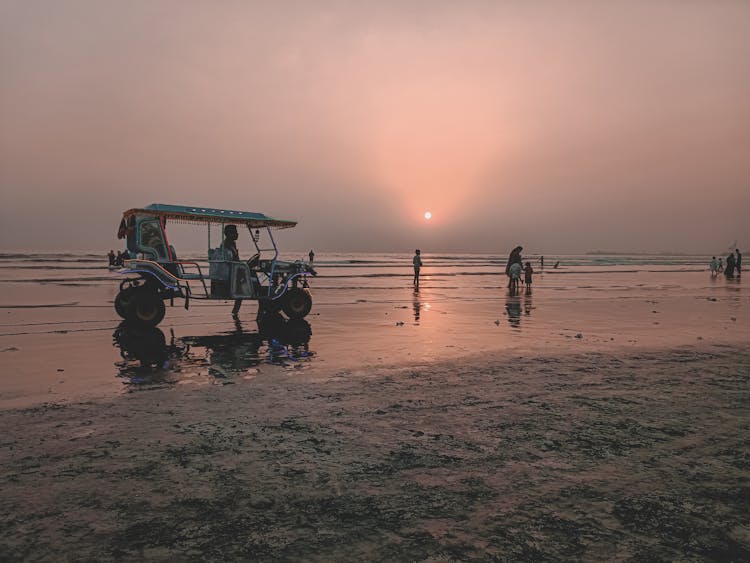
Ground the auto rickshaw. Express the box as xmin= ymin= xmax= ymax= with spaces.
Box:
xmin=114 ymin=204 xmax=316 ymax=326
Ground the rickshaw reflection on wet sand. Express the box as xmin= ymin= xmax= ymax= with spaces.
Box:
xmin=112 ymin=316 xmax=313 ymax=385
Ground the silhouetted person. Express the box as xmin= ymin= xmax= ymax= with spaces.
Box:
xmin=413 ymin=249 xmax=423 ymax=285
xmin=508 ymin=261 xmax=521 ymax=294
xmin=524 ymin=262 xmax=534 ymax=294
xmin=540 ymin=255 xmax=544 ymax=269
xmin=505 ymin=245 xmax=523 ymax=288
xmin=309 ymin=249 xmax=315 ymax=263
xmin=222 ymin=225 xmax=243 ymax=317
xmin=736 ymin=249 xmax=742 ymax=276
xmin=709 ymin=256 xmax=719 ymax=277
xmin=107 ymin=250 xmax=115 ymax=266
xmin=725 ymin=252 xmax=736 ymax=278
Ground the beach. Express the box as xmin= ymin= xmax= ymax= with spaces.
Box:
xmin=4 ymin=0 xmax=750 ymax=558
xmin=1 ymin=252 xmax=749 ymax=560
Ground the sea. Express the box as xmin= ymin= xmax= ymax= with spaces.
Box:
xmin=0 ymin=250 xmax=723 ymax=290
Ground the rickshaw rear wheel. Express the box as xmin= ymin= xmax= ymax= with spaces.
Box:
xmin=115 ymin=287 xmax=137 ymax=319
xmin=282 ymin=288 xmax=312 ymax=319
xmin=131 ymin=291 xmax=166 ymax=327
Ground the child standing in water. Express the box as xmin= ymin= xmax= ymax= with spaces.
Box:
xmin=524 ymin=261 xmax=534 ymax=291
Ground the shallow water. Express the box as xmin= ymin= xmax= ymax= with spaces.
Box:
xmin=0 ymin=251 xmax=746 ymax=407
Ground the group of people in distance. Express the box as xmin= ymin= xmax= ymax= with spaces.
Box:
xmin=710 ymin=249 xmax=742 ymax=278
xmin=412 ymin=245 xmax=536 ymax=294
xmin=107 ymin=249 xmax=129 ymax=267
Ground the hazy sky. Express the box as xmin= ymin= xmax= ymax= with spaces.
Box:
xmin=1 ymin=0 xmax=748 ymax=253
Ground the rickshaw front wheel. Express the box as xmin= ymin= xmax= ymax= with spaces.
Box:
xmin=282 ymin=288 xmax=312 ymax=319
xmin=131 ymin=291 xmax=166 ymax=327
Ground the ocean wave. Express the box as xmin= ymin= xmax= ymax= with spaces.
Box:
xmin=0 ymin=265 xmax=108 ymax=270
xmin=0 ymin=302 xmax=79 ymax=308
xmin=0 ymin=277 xmax=114 ymax=283
xmin=0 ymin=251 xmax=717 ymax=284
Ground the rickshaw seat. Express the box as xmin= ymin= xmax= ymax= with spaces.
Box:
xmin=162 ymin=246 xmax=206 ymax=280
xmin=208 ymin=247 xmax=233 ymax=280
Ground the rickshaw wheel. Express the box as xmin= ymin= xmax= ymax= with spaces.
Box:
xmin=115 ymin=287 xmax=137 ymax=319
xmin=282 ymin=288 xmax=312 ymax=319
xmin=131 ymin=291 xmax=166 ymax=327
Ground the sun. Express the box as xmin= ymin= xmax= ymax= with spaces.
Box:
xmin=424 ymin=211 xmax=432 ymax=220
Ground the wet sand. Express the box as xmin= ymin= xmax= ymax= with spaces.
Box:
xmin=1 ymin=263 xmax=749 ymax=559
xmin=1 ymin=343 xmax=749 ymax=560
xmin=1 ymin=267 xmax=747 ymax=408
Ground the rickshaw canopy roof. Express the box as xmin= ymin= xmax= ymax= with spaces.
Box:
xmin=122 ymin=203 xmax=297 ymax=229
